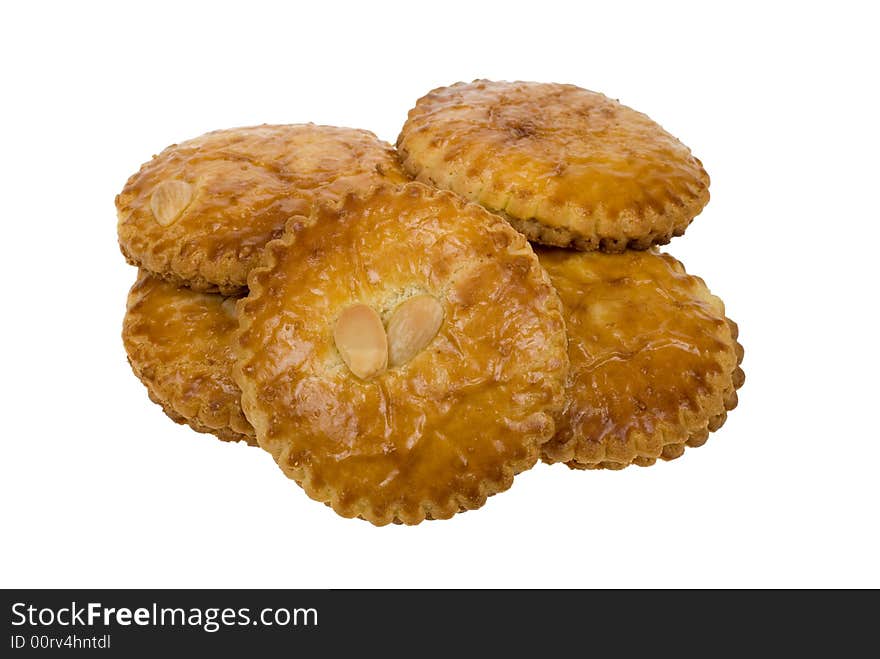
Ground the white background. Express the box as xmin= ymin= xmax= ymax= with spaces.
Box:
xmin=1 ymin=1 xmax=877 ymax=589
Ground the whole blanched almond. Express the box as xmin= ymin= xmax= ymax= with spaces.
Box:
xmin=387 ymin=295 xmax=444 ymax=367
xmin=150 ymin=180 xmax=193 ymax=226
xmin=334 ymin=304 xmax=388 ymax=380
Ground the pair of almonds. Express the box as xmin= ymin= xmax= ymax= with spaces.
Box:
xmin=334 ymin=295 xmax=444 ymax=380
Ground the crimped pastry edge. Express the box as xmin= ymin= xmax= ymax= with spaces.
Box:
xmin=542 ymin=317 xmax=744 ymax=470
xmin=503 ymin=210 xmax=688 ymax=253
xmin=127 ymin=357 xmax=256 ymax=446
xmin=400 ymin=157 xmax=708 ymax=253
xmin=122 ymin=272 xmax=256 ymax=445
xmin=119 ymin=246 xmax=246 ymax=296
xmin=234 ymin=181 xmax=569 ymax=525
xmin=146 ymin=381 xmax=255 ymax=444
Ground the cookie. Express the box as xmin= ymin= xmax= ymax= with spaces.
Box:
xmin=123 ymin=270 xmax=255 ymax=444
xmin=117 ymin=124 xmax=409 ymax=294
xmin=397 ymin=80 xmax=709 ymax=251
xmin=537 ymin=248 xmax=744 ymax=469
xmin=235 ymin=183 xmax=569 ymax=525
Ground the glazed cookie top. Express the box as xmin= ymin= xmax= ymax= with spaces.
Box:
xmin=235 ymin=183 xmax=569 ymax=525
xmin=117 ymin=124 xmax=409 ymax=294
xmin=537 ymin=249 xmax=739 ymax=467
xmin=397 ymin=81 xmax=709 ymax=251
xmin=123 ymin=271 xmax=254 ymax=443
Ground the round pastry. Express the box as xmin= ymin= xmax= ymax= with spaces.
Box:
xmin=117 ymin=124 xmax=409 ymax=294
xmin=397 ymin=80 xmax=709 ymax=251
xmin=123 ymin=270 xmax=254 ymax=444
xmin=537 ymin=248 xmax=744 ymax=469
xmin=235 ymin=183 xmax=569 ymax=525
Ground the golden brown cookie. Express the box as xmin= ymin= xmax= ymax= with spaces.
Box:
xmin=538 ymin=249 xmax=744 ymax=469
xmin=398 ymin=80 xmax=709 ymax=251
xmin=236 ymin=183 xmax=569 ymax=525
xmin=123 ymin=271 xmax=255 ymax=444
xmin=117 ymin=124 xmax=409 ymax=294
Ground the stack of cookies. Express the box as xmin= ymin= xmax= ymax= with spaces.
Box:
xmin=118 ymin=81 xmax=744 ymax=525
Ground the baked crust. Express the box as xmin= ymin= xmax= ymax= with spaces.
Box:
xmin=537 ymin=249 xmax=743 ymax=469
xmin=117 ymin=124 xmax=408 ymax=294
xmin=235 ymin=183 xmax=569 ymax=525
xmin=397 ymin=81 xmax=709 ymax=251
xmin=123 ymin=270 xmax=255 ymax=444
